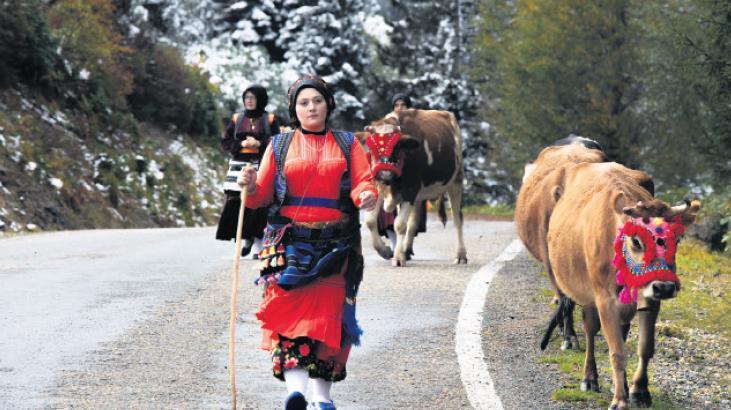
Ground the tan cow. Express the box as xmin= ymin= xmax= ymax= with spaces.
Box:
xmin=547 ymin=161 xmax=700 ymax=410
xmin=515 ymin=136 xmax=608 ymax=349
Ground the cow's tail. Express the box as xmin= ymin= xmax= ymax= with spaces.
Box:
xmin=540 ymin=294 xmax=575 ymax=350
xmin=436 ymin=195 xmax=447 ymax=227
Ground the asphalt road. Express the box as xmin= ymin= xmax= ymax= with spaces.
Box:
xmin=0 ymin=218 xmax=520 ymax=409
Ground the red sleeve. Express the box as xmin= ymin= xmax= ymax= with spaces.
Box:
xmin=246 ymin=144 xmax=275 ymax=209
xmin=349 ymin=138 xmax=378 ymax=206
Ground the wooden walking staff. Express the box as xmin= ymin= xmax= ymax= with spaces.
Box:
xmin=229 ymin=162 xmax=252 ymax=410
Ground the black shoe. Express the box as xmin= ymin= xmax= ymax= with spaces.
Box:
xmin=284 ymin=391 xmax=307 ymax=410
xmin=241 ymin=239 xmax=253 ymax=257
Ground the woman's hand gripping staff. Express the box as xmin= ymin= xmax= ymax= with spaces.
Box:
xmin=237 ymin=165 xmax=257 ymax=195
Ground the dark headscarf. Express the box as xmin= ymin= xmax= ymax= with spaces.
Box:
xmin=242 ymin=84 xmax=268 ymax=118
xmin=287 ymin=74 xmax=336 ymax=127
xmin=391 ymin=93 xmax=412 ymax=109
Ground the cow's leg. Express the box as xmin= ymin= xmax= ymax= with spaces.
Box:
xmin=392 ymin=202 xmax=413 ymax=267
xmin=446 ymin=183 xmax=467 ymax=264
xmin=595 ymin=293 xmax=629 ymax=410
xmin=402 ymin=200 xmax=421 ymax=260
xmin=541 ymin=241 xmax=579 ymax=350
xmin=364 ymin=195 xmax=393 ymax=260
xmin=580 ymin=305 xmax=600 ymax=392
xmin=629 ymin=299 xmax=660 ymax=408
xmin=560 ymin=295 xmax=579 ymax=350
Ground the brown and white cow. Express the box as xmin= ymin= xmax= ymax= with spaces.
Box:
xmin=547 ymin=161 xmax=699 ymax=409
xmin=516 ymin=136 xmax=608 ymax=350
xmin=362 ymin=109 xmax=466 ymax=266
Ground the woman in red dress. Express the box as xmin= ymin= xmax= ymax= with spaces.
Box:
xmin=238 ymin=75 xmax=377 ymax=410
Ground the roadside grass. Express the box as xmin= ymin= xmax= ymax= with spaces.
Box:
xmin=462 ymin=204 xmax=514 ymax=220
xmin=537 ymin=240 xmax=730 ymax=408
xmin=540 ymin=336 xmax=680 ymax=409
xmin=663 ymin=240 xmax=731 ymax=339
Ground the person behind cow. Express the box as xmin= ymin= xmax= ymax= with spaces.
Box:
xmin=237 ymin=74 xmax=377 ymax=410
xmin=376 ymin=93 xmax=427 ymax=253
xmin=216 ymin=84 xmax=281 ymax=257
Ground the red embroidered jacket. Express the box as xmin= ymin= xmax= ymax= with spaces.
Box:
xmin=247 ymin=130 xmax=378 ymax=223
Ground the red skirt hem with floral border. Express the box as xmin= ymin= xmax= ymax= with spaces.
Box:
xmin=257 ymin=270 xmax=346 ymax=360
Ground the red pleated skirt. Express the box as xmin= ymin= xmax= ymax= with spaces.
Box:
xmin=257 ymin=271 xmax=346 ymax=359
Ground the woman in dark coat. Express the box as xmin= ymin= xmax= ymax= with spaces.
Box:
xmin=216 ymin=85 xmax=281 ymax=256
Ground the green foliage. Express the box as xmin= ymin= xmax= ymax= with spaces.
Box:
xmin=474 ymin=0 xmax=731 ymax=196
xmin=676 ymin=0 xmax=731 ymax=184
xmin=0 ymin=0 xmax=58 ymax=88
xmin=477 ymin=0 xmax=642 ymax=188
xmin=47 ymin=0 xmax=133 ymax=109
xmin=127 ymin=42 xmax=220 ymax=140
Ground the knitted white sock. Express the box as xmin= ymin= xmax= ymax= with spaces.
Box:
xmin=284 ymin=368 xmax=309 ymax=395
xmin=310 ymin=378 xmax=333 ymax=403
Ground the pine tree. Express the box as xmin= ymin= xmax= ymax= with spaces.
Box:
xmin=216 ymin=0 xmax=370 ymax=127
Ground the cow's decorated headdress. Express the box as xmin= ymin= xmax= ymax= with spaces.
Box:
xmin=365 ymin=131 xmax=404 ymax=176
xmin=613 ymin=215 xmax=686 ymax=304
xmin=364 ymin=123 xmax=406 ymax=178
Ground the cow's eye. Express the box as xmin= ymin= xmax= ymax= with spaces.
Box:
xmin=631 ymin=236 xmax=644 ymax=251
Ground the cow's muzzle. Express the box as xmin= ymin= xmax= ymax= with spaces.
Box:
xmin=642 ymin=280 xmax=679 ymax=301
xmin=377 ymin=170 xmax=395 ymax=183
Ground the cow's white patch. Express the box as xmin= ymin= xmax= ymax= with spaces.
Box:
xmin=424 ymin=139 xmax=434 ymax=166
xmin=417 ymin=182 xmax=449 ymax=201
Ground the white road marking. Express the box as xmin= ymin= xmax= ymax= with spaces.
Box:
xmin=456 ymin=239 xmax=524 ymax=409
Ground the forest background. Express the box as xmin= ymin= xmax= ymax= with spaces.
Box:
xmin=0 ymin=0 xmax=728 ymax=251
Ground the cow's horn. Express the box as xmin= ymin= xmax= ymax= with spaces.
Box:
xmin=665 ymin=203 xmax=688 ymax=217
xmin=665 ymin=199 xmax=701 ymax=218
xmin=395 ymin=125 xmax=401 ymax=133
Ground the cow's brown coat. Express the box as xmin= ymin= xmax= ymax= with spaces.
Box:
xmin=546 ymin=161 xmax=699 ymax=409
xmin=363 ymin=109 xmax=466 ymax=266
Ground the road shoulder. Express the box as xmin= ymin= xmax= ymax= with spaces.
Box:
xmin=481 ymin=250 xmax=565 ymax=410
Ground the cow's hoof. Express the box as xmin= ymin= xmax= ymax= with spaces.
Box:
xmin=580 ymin=379 xmax=600 ymax=392
xmin=376 ymin=247 xmax=393 ymax=260
xmin=406 ymin=248 xmax=413 ymax=261
xmin=608 ymin=401 xmax=628 ymax=410
xmin=561 ymin=336 xmax=579 ymax=351
xmin=454 ymin=256 xmax=468 ymax=264
xmin=392 ymin=257 xmax=405 ymax=267
xmin=630 ymin=390 xmax=652 ymax=408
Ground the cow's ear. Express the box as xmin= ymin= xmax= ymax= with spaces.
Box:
xmin=396 ymin=138 xmax=420 ymax=150
xmin=614 ymin=192 xmax=631 ymax=216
